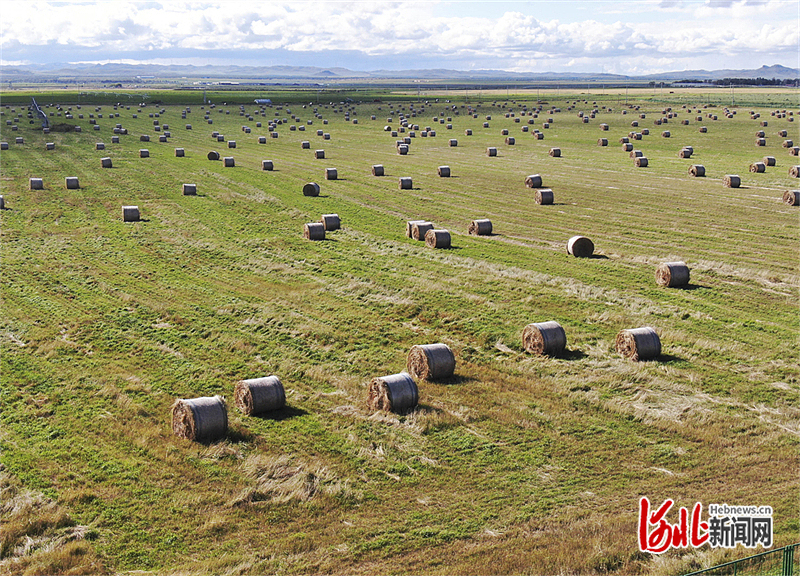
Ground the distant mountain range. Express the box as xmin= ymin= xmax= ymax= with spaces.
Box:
xmin=1 ymin=63 xmax=797 ymax=82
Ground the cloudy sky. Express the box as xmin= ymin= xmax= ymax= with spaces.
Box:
xmin=1 ymin=1 xmax=798 ymax=75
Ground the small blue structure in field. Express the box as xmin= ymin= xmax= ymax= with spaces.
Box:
xmin=254 ymin=99 xmax=272 ymax=104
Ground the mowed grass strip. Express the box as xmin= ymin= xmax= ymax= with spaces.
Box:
xmin=1 ymin=94 xmax=798 ymax=575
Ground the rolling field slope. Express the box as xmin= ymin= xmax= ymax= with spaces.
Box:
xmin=1 ymin=93 xmax=798 ymax=575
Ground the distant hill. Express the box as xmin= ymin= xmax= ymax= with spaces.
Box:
xmin=1 ymin=62 xmax=797 ymax=82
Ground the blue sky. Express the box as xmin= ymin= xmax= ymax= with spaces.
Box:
xmin=1 ymin=1 xmax=798 ymax=74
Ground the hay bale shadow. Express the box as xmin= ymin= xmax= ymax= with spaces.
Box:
xmin=422 ymin=374 xmax=478 ymax=386
xmin=678 ymin=283 xmax=708 ymax=291
xmin=588 ymin=254 xmax=609 ymax=260
xmin=561 ymin=348 xmax=587 ymax=360
xmin=253 ymin=405 xmax=309 ymax=422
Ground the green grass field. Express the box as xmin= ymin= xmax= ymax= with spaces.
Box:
xmin=1 ymin=90 xmax=798 ymax=575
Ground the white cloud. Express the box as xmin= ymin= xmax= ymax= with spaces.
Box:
xmin=0 ymin=1 xmax=796 ymax=74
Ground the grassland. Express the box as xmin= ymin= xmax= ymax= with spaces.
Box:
xmin=1 ymin=90 xmax=798 ymax=575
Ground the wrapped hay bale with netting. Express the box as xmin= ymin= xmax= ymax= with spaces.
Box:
xmin=372 ymin=164 xmax=384 ymax=176
xmin=449 ymin=139 xmax=458 ymax=147
xmin=425 ymin=229 xmax=451 ymax=249
xmin=407 ymin=343 xmax=455 ymax=381
xmin=262 ymin=160 xmax=274 ymax=171
xmin=171 ymin=396 xmax=228 ymax=442
xmin=140 ymin=149 xmax=150 ymax=158
xmin=522 ymin=321 xmax=566 ymax=356
xmin=315 ymin=149 xmax=325 ymax=159
xmin=437 ymin=166 xmax=451 ymax=177
xmin=525 ymin=174 xmax=543 ymax=188
xmin=783 ymin=190 xmax=799 ymax=205
xmin=622 ymin=143 xmax=634 ymax=152
xmin=468 ymin=219 xmax=492 ymax=236
xmin=223 ymin=156 xmax=235 ymax=167
xmin=505 ymin=137 xmax=515 ymax=145
xmin=763 ymin=156 xmax=776 ymax=166
xmin=30 ymin=178 xmax=44 ymax=190
xmin=101 ymin=157 xmax=112 ymax=168
xmin=567 ymin=235 xmax=594 ymax=258
xmin=689 ymin=165 xmax=705 ymax=177
xmin=234 ymin=376 xmax=285 ymax=416
xmin=325 ymin=168 xmax=338 ymax=180
xmin=615 ymin=327 xmax=661 ymax=361
xmin=175 ymin=148 xmax=185 ymax=157
xmin=207 ymin=151 xmax=220 ymax=160
xmin=487 ymin=147 xmax=498 ymax=157
xmin=367 ymin=373 xmax=418 ymax=413
xmin=399 ymin=177 xmax=413 ymax=190
xmin=778 ymin=130 xmax=788 ymax=137
xmin=598 ymin=138 xmax=608 ymax=146
xmin=630 ymin=150 xmax=643 ymax=158
xmin=791 ymin=147 xmax=800 ymax=156
xmin=679 ymin=148 xmax=692 ymax=158
xmin=750 ymin=162 xmax=766 ymax=173
xmin=634 ymin=156 xmax=649 ymax=167
xmin=303 ymin=182 xmax=320 ymax=197
xmin=535 ymin=189 xmax=554 ymax=205
xmin=723 ymin=175 xmax=740 ymax=188
xmin=182 ymin=184 xmax=197 ymax=195
xmin=304 ymin=222 xmax=325 ymax=240
xmin=699 ymin=126 xmax=708 ymax=133
xmin=755 ymin=138 xmax=766 ymax=147
xmin=65 ymin=177 xmax=80 ymax=190
xmin=122 ymin=206 xmax=140 ymax=222
xmin=321 ymin=213 xmax=340 ymax=231
xmin=655 ymin=262 xmax=690 ymax=287
xmin=790 ymin=166 xmax=800 ymax=178
xmin=549 ymin=147 xmax=561 ymax=157
xmin=783 ymin=140 xmax=794 ymax=148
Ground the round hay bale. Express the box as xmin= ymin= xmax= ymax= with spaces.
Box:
xmin=367 ymin=373 xmax=418 ymax=413
xmin=0 ymin=195 xmax=3 ymax=210
xmin=183 ymin=183 xmax=197 ymax=195
xmin=750 ymin=162 xmax=766 ymax=173
xmin=372 ymin=164 xmax=384 ymax=176
xmin=598 ymin=138 xmax=608 ymax=146
xmin=425 ymin=229 xmax=451 ymax=249
xmin=412 ymin=221 xmax=434 ymax=241
xmin=301 ymin=141 xmax=310 ymax=149
xmin=549 ymin=147 xmax=561 ymax=157
xmin=465 ymin=129 xmax=472 ymax=136
xmin=790 ymin=166 xmax=800 ymax=178
xmin=615 ymin=327 xmax=661 ymax=361
xmin=782 ymin=190 xmax=799 ymax=205
xmin=622 ymin=143 xmax=633 ymax=152
xmin=101 ymin=157 xmax=112 ymax=168
xmin=65 ymin=177 xmax=80 ymax=190
xmin=122 ymin=205 xmax=140 ymax=222
xmin=399 ymin=177 xmax=413 ymax=190
xmin=223 ymin=156 xmax=235 ymax=167
xmin=567 ymin=235 xmax=594 ymax=258
xmin=630 ymin=150 xmax=643 ymax=158
xmin=635 ymin=156 xmax=649 ymax=167
xmin=262 ymin=160 xmax=274 ymax=171
xmin=30 ymin=177 xmax=44 ymax=190
xmin=175 ymin=148 xmax=185 ymax=157
xmin=662 ymin=131 xmax=670 ymax=138
xmin=397 ymin=144 xmax=409 ymax=155
xmin=45 ymin=142 xmax=55 ymax=150
xmin=525 ymin=174 xmax=543 ymax=188
xmin=785 ymin=140 xmax=796 ymax=148
xmin=321 ymin=213 xmax=340 ymax=231
xmin=755 ymin=130 xmax=766 ymax=138
xmin=303 ymin=182 xmax=320 ymax=197
xmin=723 ymin=175 xmax=741 ymax=188
xmin=96 ymin=142 xmax=105 ymax=150
xmin=779 ymin=130 xmax=788 ymax=137
xmin=699 ymin=126 xmax=708 ymax=133
xmin=314 ymin=150 xmax=325 ymax=159
xmin=258 ymin=136 xmax=267 ymax=144
xmin=501 ymin=128 xmax=509 ymax=136
xmin=449 ymin=139 xmax=458 ymax=146
xmin=791 ymin=147 xmax=800 ymax=156
xmin=140 ymin=135 xmax=150 ymax=142
xmin=304 ymin=222 xmax=325 ymax=240
xmin=208 ymin=151 xmax=220 ymax=160
xmin=535 ymin=189 xmax=554 ymax=205
xmin=325 ymin=167 xmax=338 ymax=180
xmin=468 ymin=219 xmax=492 ymax=235
xmin=139 ymin=149 xmax=149 ymax=158
xmin=407 ymin=220 xmax=425 ymax=238
xmin=522 ymin=321 xmax=566 ymax=356
xmin=171 ymin=396 xmax=228 ymax=442
xmin=407 ymin=343 xmax=455 ymax=380
xmin=505 ymin=137 xmax=515 ymax=145
xmin=487 ymin=147 xmax=497 ymax=156
xmin=437 ymin=166 xmax=451 ymax=177
xmin=620 ymin=137 xmax=630 ymax=144
xmin=234 ymin=376 xmax=285 ymax=416
xmin=689 ymin=165 xmax=705 ymax=177
xmin=763 ymin=156 xmax=776 ymax=166
xmin=679 ymin=148 xmax=692 ymax=158
xmin=655 ymin=261 xmax=690 ymax=287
